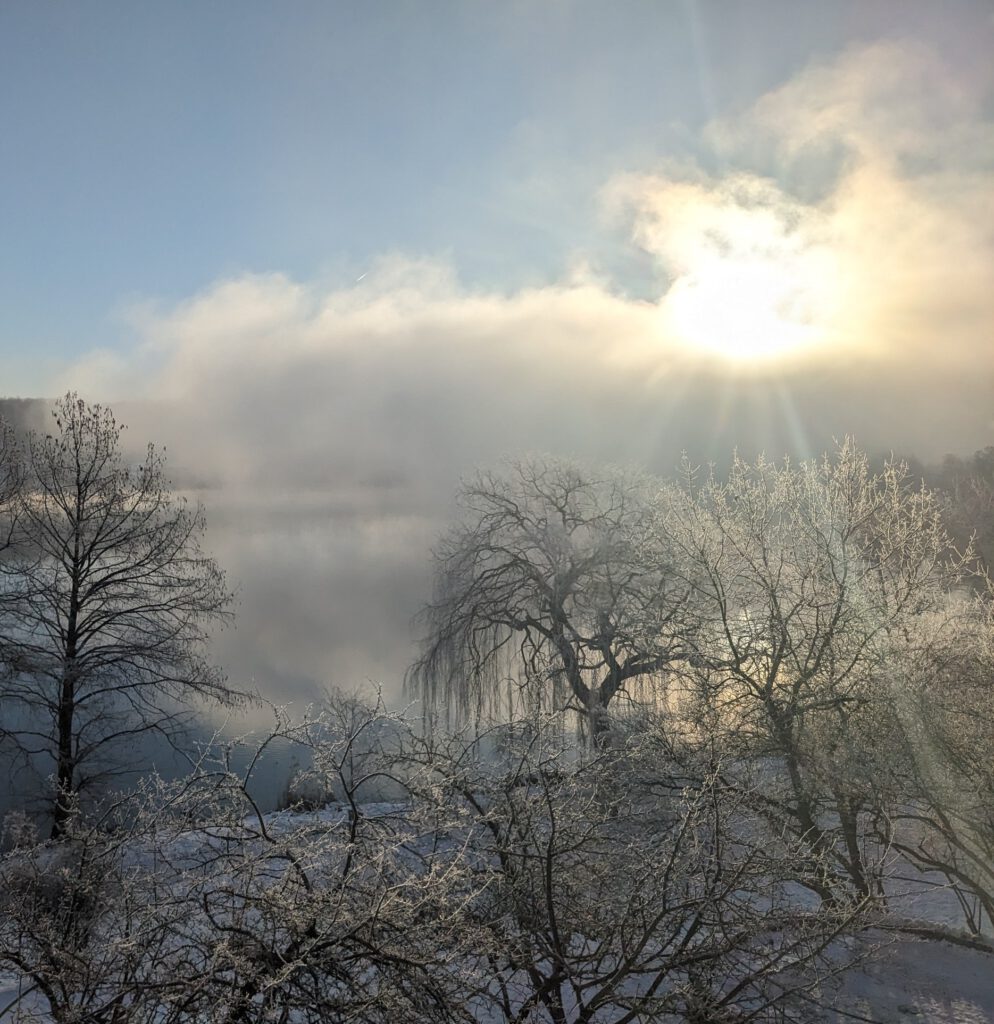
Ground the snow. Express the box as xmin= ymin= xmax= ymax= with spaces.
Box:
xmin=3 ymin=934 xmax=991 ymax=1022
xmin=833 ymin=934 xmax=994 ymax=1024
xmin=2 ymin=803 xmax=993 ymax=1023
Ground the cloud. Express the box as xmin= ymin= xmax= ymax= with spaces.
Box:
xmin=55 ymin=41 xmax=994 ymax=704
xmin=709 ymin=40 xmax=990 ymax=175
xmin=609 ymin=40 xmax=994 ymax=367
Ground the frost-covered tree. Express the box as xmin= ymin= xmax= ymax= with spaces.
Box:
xmin=403 ymin=712 xmax=866 ymax=1023
xmin=409 ymin=458 xmax=691 ymax=744
xmin=881 ymin=594 xmax=994 ymax=935
xmin=657 ymin=441 xmax=980 ymax=901
xmin=0 ymin=699 xmax=870 ymax=1024
xmin=928 ymin=446 xmax=994 ymax=579
xmin=0 ymin=704 xmax=477 ymax=1024
xmin=0 ymin=394 xmax=239 ymax=837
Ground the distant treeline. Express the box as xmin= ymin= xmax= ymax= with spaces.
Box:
xmin=0 ymin=397 xmax=47 ymax=436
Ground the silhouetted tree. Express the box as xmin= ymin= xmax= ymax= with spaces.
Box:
xmin=0 ymin=394 xmax=239 ymax=837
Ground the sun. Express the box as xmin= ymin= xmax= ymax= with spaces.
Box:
xmin=640 ymin=175 xmax=840 ymax=365
xmin=666 ymin=255 xmax=826 ymax=363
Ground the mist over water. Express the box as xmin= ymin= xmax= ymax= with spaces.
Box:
xmin=9 ymin=338 xmax=988 ymax=721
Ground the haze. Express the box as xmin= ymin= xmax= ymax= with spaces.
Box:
xmin=2 ymin=2 xmax=992 ymax=706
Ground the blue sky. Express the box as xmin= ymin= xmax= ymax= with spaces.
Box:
xmin=3 ymin=1 xmax=992 ymax=391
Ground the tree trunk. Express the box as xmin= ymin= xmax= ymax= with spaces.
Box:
xmin=52 ymin=556 xmax=81 ymax=841
xmin=588 ymin=699 xmax=613 ymax=748
xmin=837 ymin=795 xmax=872 ymax=899
xmin=51 ymin=665 xmax=75 ymax=840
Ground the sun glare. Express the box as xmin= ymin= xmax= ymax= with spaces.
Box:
xmin=642 ymin=177 xmax=840 ymax=365
xmin=666 ymin=255 xmax=826 ymax=363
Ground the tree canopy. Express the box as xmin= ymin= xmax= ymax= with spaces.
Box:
xmin=408 ymin=457 xmax=692 ymax=742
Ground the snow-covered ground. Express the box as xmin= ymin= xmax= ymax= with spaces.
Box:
xmin=833 ymin=934 xmax=994 ymax=1023
xmin=2 ymin=934 xmax=991 ymax=1022
xmin=1 ymin=802 xmax=992 ymax=1023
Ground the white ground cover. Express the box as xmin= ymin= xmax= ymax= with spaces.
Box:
xmin=1 ymin=801 xmax=992 ymax=1023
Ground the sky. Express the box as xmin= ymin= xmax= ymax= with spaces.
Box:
xmin=2 ymin=1 xmax=993 ymax=704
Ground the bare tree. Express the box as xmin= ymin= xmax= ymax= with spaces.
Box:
xmin=408 ymin=458 xmax=690 ymax=744
xmin=0 ymin=698 xmax=873 ymax=1024
xmin=657 ymin=441 xmax=978 ymax=902
xmin=409 ymin=444 xmax=993 ymax=920
xmin=402 ymin=712 xmax=867 ymax=1023
xmin=0 ymin=418 xmax=21 ymax=541
xmin=0 ymin=394 xmax=239 ymax=837
xmin=878 ymin=593 xmax=994 ymax=938
xmin=0 ymin=701 xmax=479 ymax=1024
xmin=0 ymin=419 xmax=24 ymax=758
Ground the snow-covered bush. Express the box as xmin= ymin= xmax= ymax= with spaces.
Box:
xmin=401 ymin=712 xmax=868 ymax=1023
xmin=0 ymin=696 xmax=876 ymax=1023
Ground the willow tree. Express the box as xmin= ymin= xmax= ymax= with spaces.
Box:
xmin=0 ymin=394 xmax=239 ymax=837
xmin=408 ymin=457 xmax=690 ymax=743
